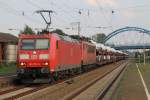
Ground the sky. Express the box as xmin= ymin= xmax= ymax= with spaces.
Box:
xmin=0 ymin=0 xmax=150 ymax=45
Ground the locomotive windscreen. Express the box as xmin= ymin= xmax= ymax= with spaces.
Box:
xmin=21 ymin=39 xmax=49 ymax=50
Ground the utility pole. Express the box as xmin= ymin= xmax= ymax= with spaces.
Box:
xmin=144 ymin=49 xmax=146 ymax=65
xmin=143 ymin=32 xmax=146 ymax=65
xmin=77 ymin=22 xmax=80 ymax=36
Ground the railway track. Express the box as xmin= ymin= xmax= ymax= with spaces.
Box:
xmin=15 ymin=61 xmax=125 ymax=100
xmin=0 ymin=76 xmax=82 ymax=100
xmin=0 ymin=84 xmax=48 ymax=100
xmin=0 ymin=73 xmax=17 ymax=90
xmin=0 ymin=77 xmax=70 ymax=100
xmin=0 ymin=61 xmax=126 ymax=100
xmin=95 ymin=63 xmax=127 ymax=100
xmin=62 ymin=62 xmax=128 ymax=100
xmin=0 ymin=73 xmax=16 ymax=79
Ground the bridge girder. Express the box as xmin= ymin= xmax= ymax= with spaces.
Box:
xmin=113 ymin=45 xmax=150 ymax=50
xmin=104 ymin=27 xmax=150 ymax=43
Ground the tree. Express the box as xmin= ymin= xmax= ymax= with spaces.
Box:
xmin=92 ymin=33 xmax=106 ymax=43
xmin=21 ymin=25 xmax=35 ymax=34
xmin=51 ymin=29 xmax=67 ymax=36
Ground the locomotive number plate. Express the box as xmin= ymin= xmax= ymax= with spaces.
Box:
xmin=31 ymin=55 xmax=38 ymax=59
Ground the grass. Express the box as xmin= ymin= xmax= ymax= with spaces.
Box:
xmin=0 ymin=62 xmax=16 ymax=74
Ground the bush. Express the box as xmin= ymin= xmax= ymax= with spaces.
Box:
xmin=0 ymin=62 xmax=16 ymax=73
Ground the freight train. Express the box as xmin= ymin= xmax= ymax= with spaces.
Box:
xmin=17 ymin=32 xmax=128 ymax=83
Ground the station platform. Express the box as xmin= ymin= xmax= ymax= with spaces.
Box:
xmin=112 ymin=62 xmax=150 ymax=100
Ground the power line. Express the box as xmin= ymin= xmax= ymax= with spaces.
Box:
xmin=95 ymin=0 xmax=114 ymax=31
xmin=25 ymin=1 xmax=70 ymax=21
xmin=26 ymin=0 xmax=77 ymax=20
xmin=0 ymin=1 xmax=42 ymax=24
xmin=25 ymin=0 xmax=43 ymax=10
xmin=118 ymin=4 xmax=150 ymax=10
xmin=48 ymin=0 xmax=93 ymax=27
xmin=25 ymin=0 xmax=76 ymax=29
xmin=25 ymin=0 xmax=97 ymax=33
xmin=49 ymin=1 xmax=77 ymax=20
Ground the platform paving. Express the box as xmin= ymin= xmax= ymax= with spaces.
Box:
xmin=112 ymin=62 xmax=147 ymax=100
xmin=138 ymin=63 xmax=150 ymax=95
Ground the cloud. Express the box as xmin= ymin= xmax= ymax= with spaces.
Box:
xmin=84 ymin=0 xmax=118 ymax=7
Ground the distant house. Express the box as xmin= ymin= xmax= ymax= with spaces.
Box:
xmin=0 ymin=32 xmax=18 ymax=63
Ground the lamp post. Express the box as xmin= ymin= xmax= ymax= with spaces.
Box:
xmin=143 ymin=32 xmax=146 ymax=65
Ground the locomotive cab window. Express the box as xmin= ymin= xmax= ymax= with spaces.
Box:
xmin=21 ymin=39 xmax=49 ymax=50
xmin=21 ymin=39 xmax=34 ymax=50
xmin=36 ymin=39 xmax=49 ymax=49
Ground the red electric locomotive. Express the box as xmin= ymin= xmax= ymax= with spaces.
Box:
xmin=17 ymin=32 xmax=96 ymax=83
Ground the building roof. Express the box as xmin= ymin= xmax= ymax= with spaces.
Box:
xmin=0 ymin=32 xmax=18 ymax=43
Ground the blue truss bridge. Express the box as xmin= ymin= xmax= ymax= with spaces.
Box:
xmin=104 ymin=27 xmax=150 ymax=50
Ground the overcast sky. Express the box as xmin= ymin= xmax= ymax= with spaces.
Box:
xmin=0 ymin=0 xmax=150 ymax=45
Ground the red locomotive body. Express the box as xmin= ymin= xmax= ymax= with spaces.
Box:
xmin=17 ymin=33 xmax=83 ymax=83
xmin=17 ymin=32 xmax=127 ymax=83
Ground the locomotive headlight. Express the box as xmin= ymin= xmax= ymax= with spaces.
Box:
xmin=20 ymin=62 xmax=24 ymax=66
xmin=19 ymin=54 xmax=29 ymax=59
xmin=20 ymin=62 xmax=26 ymax=66
xmin=42 ymin=62 xmax=49 ymax=66
xmin=44 ymin=62 xmax=48 ymax=65
xmin=39 ymin=54 xmax=49 ymax=59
